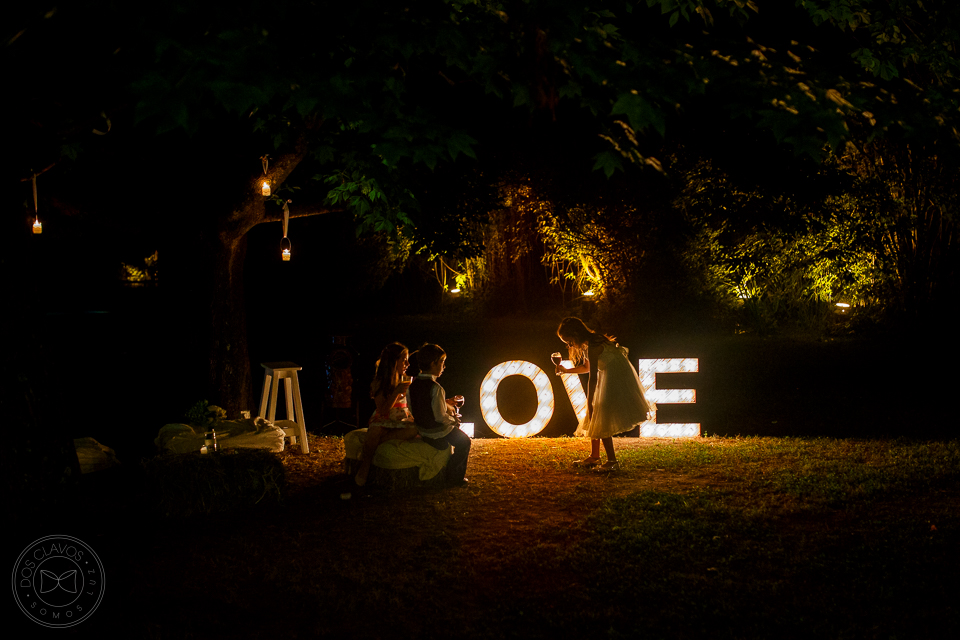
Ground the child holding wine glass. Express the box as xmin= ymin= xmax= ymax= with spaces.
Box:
xmin=408 ymin=343 xmax=472 ymax=486
xmin=555 ymin=317 xmax=654 ymax=471
xmin=355 ymin=342 xmax=419 ymax=487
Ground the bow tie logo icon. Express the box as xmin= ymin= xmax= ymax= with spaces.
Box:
xmin=39 ymin=570 xmax=78 ymax=595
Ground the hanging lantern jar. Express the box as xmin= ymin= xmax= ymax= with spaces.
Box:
xmin=31 ymin=173 xmax=43 ymax=234
xmin=281 ymin=199 xmax=292 ymax=261
xmin=260 ymin=155 xmax=271 ymax=196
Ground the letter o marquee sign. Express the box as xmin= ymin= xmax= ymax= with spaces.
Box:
xmin=479 ymin=360 xmax=555 ymax=438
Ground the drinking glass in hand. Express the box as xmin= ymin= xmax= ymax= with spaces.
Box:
xmin=453 ymin=395 xmax=464 ymax=418
xmin=551 ymin=352 xmax=562 ymax=374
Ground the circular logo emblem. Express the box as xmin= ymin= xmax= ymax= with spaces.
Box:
xmin=11 ymin=535 xmax=105 ymax=628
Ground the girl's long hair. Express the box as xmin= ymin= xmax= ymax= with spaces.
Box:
xmin=371 ymin=342 xmax=408 ymax=399
xmin=408 ymin=343 xmax=446 ymax=376
xmin=557 ymin=317 xmax=615 ymax=365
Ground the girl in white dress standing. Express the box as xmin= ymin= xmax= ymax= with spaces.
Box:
xmin=555 ymin=317 xmax=654 ymax=471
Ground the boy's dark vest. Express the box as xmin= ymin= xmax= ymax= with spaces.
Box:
xmin=408 ymin=377 xmax=448 ymax=437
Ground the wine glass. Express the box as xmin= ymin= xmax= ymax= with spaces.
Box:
xmin=551 ymin=351 xmax=562 ymax=374
xmin=453 ymin=395 xmax=465 ymax=418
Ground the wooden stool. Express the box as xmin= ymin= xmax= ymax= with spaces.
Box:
xmin=258 ymin=362 xmax=309 ymax=454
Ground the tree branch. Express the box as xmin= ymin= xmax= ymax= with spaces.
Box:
xmin=19 ymin=163 xmax=57 ymax=181
xmin=219 ymin=124 xmax=336 ymax=240
xmin=261 ymin=204 xmax=347 ymax=224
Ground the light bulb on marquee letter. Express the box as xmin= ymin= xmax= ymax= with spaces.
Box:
xmin=558 ymin=360 xmax=588 ymax=423
xmin=637 ymin=358 xmax=700 ymax=438
xmin=479 ymin=361 xmax=555 ymax=438
xmin=478 ymin=357 xmax=700 ymax=439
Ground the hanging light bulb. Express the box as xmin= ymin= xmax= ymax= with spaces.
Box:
xmin=33 ymin=218 xmax=42 ymax=234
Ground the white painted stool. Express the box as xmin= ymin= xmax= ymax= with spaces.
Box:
xmin=258 ymin=362 xmax=309 ymax=454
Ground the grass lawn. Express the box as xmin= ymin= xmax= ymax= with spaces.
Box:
xmin=58 ymin=434 xmax=960 ymax=639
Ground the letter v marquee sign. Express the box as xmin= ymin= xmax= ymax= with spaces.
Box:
xmin=479 ymin=358 xmax=699 ymax=438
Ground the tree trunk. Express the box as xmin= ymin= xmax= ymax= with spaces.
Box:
xmin=208 ymin=231 xmax=252 ymax=416
xmin=202 ymin=128 xmax=344 ymax=416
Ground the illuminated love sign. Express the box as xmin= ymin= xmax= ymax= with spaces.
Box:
xmin=478 ymin=358 xmax=699 ymax=438
xmin=637 ymin=358 xmax=700 ymax=438
xmin=479 ymin=361 xmax=555 ymax=438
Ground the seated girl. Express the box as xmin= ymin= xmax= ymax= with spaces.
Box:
xmin=354 ymin=342 xmax=419 ymax=486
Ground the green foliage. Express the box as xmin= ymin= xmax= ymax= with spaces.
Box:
xmin=322 ymin=171 xmax=414 ymax=236
xmin=728 ymin=222 xmax=876 ymax=333
xmin=119 ymin=250 xmax=159 ymax=286
xmin=353 ymin=230 xmax=415 ymax=293
xmin=184 ymin=400 xmax=227 ymax=428
xmin=826 ymin=140 xmax=960 ymax=318
xmin=539 ymin=201 xmax=658 ymax=309
xmin=794 ymin=0 xmax=960 ymax=143
xmin=127 ymin=0 xmax=957 ymax=234
xmin=673 ymin=156 xmax=882 ymax=334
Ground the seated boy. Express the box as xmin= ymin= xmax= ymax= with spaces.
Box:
xmin=407 ymin=343 xmax=471 ymax=486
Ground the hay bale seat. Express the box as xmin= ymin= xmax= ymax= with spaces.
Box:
xmin=343 ymin=458 xmax=447 ymax=491
xmin=343 ymin=429 xmax=451 ymax=491
xmin=141 ymin=449 xmax=284 ymax=518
